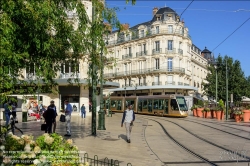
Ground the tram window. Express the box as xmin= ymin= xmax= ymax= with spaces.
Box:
xmin=148 ymin=99 xmax=152 ymax=112
xmin=165 ymin=99 xmax=169 ymax=114
xmin=111 ymin=100 xmax=116 ymax=108
xmin=138 ymin=100 xmax=142 ymax=112
xmin=171 ymin=99 xmax=179 ymax=111
xmin=105 ymin=100 xmax=110 ymax=109
xmin=159 ymin=99 xmax=164 ymax=110
xmin=153 ymin=100 xmax=159 ymax=109
xmin=142 ymin=100 xmax=147 ymax=109
xmin=126 ymin=100 xmax=135 ymax=108
xmin=117 ymin=100 xmax=122 ymax=110
xmin=176 ymin=97 xmax=188 ymax=111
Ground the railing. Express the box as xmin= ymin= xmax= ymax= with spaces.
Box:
xmin=152 ymin=48 xmax=162 ymax=55
xmin=184 ymin=83 xmax=190 ymax=86
xmin=152 ymin=82 xmax=162 ymax=86
xmin=165 ymin=81 xmax=175 ymax=85
xmin=107 ymin=29 xmax=191 ymax=46
xmin=103 ymin=67 xmax=185 ymax=78
xmin=60 ymin=72 xmax=80 ymax=78
xmin=82 ymin=153 xmax=132 ymax=166
xmin=122 ymin=54 xmax=133 ymax=59
xmin=165 ymin=48 xmax=176 ymax=54
xmin=26 ymin=73 xmax=37 ymax=80
xmin=136 ymin=51 xmax=147 ymax=57
xmin=178 ymin=82 xmax=183 ymax=85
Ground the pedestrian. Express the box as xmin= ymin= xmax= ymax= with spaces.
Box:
xmin=63 ymin=100 xmax=73 ymax=136
xmin=81 ymin=104 xmax=86 ymax=118
xmin=121 ymin=105 xmax=135 ymax=143
xmin=43 ymin=107 xmax=56 ymax=134
xmin=4 ymin=102 xmax=11 ymax=126
xmin=28 ymin=106 xmax=41 ymax=121
xmin=48 ymin=100 xmax=57 ymax=133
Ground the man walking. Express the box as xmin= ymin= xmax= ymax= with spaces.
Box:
xmin=4 ymin=102 xmax=10 ymax=126
xmin=48 ymin=100 xmax=57 ymax=133
xmin=81 ymin=104 xmax=86 ymax=118
xmin=64 ymin=100 xmax=73 ymax=136
xmin=121 ymin=105 xmax=135 ymax=143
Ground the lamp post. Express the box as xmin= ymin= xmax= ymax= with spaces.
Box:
xmin=214 ymin=65 xmax=217 ymax=105
xmin=97 ymin=30 xmax=109 ymax=130
xmin=226 ymin=59 xmax=228 ymax=120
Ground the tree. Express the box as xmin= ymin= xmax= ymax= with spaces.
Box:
xmin=202 ymin=55 xmax=250 ymax=103
xmin=0 ymin=0 xmax=137 ymax=102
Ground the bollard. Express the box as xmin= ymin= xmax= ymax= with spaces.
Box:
xmin=97 ymin=111 xmax=106 ymax=130
xmin=22 ymin=111 xmax=27 ymax=122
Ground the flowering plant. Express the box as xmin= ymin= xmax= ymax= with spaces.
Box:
xmin=1 ymin=133 xmax=89 ymax=166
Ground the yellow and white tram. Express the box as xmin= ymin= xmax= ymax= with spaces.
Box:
xmin=103 ymin=95 xmax=188 ymax=118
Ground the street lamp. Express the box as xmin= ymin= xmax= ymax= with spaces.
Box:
xmin=97 ymin=29 xmax=109 ymax=130
xmin=214 ymin=65 xmax=217 ymax=105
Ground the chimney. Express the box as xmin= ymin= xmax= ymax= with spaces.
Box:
xmin=153 ymin=7 xmax=158 ymax=16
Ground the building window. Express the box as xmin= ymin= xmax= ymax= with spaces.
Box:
xmin=168 ymin=40 xmax=173 ymax=50
xmin=168 ymin=25 xmax=173 ymax=33
xmin=156 ymin=26 xmax=159 ymax=34
xmin=143 ymin=44 xmax=146 ymax=54
xmin=143 ymin=77 xmax=146 ymax=85
xmin=167 ymin=76 xmax=173 ymax=84
xmin=155 ymin=59 xmax=160 ymax=69
xmin=128 ymin=47 xmax=132 ymax=55
xmin=154 ymin=76 xmax=159 ymax=85
xmin=129 ymin=78 xmax=131 ymax=86
xmin=167 ymin=58 xmax=173 ymax=71
xmin=140 ymin=30 xmax=144 ymax=38
xmin=124 ymin=64 xmax=127 ymax=74
xmin=155 ymin=41 xmax=160 ymax=51
xmin=139 ymin=78 xmax=141 ymax=85
xmin=125 ymin=79 xmax=127 ymax=86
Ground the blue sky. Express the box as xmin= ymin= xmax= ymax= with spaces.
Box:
xmin=106 ymin=1 xmax=250 ymax=76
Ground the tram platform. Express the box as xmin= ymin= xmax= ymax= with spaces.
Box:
xmin=1 ymin=111 xmax=250 ymax=166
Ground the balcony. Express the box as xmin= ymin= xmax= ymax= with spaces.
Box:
xmin=136 ymin=51 xmax=147 ymax=57
xmin=152 ymin=82 xmax=162 ymax=86
xmin=60 ymin=72 xmax=80 ymax=79
xmin=138 ymin=83 xmax=147 ymax=86
xmin=165 ymin=81 xmax=175 ymax=85
xmin=166 ymin=48 xmax=176 ymax=54
xmin=178 ymin=82 xmax=183 ymax=85
xmin=122 ymin=53 xmax=133 ymax=59
xmin=107 ymin=29 xmax=191 ymax=46
xmin=103 ymin=67 xmax=185 ymax=79
xmin=152 ymin=48 xmax=162 ymax=55
xmin=26 ymin=73 xmax=37 ymax=80
xmin=184 ymin=83 xmax=190 ymax=86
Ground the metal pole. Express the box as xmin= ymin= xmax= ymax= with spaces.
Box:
xmin=124 ymin=87 xmax=126 ymax=97
xmin=91 ymin=1 xmax=97 ymax=135
xmin=216 ymin=69 xmax=217 ymax=105
xmin=97 ymin=38 xmax=106 ymax=130
xmin=226 ymin=60 xmax=228 ymax=120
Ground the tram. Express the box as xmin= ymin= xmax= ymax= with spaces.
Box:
xmin=103 ymin=95 xmax=188 ymax=118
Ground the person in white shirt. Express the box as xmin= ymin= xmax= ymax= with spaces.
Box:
xmin=28 ymin=107 xmax=40 ymax=121
xmin=121 ymin=105 xmax=135 ymax=143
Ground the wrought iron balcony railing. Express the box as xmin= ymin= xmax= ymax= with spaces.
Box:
xmin=152 ymin=48 xmax=162 ymax=55
xmin=178 ymin=82 xmax=183 ymax=85
xmin=103 ymin=67 xmax=185 ymax=79
xmin=165 ymin=81 xmax=175 ymax=85
xmin=136 ymin=51 xmax=147 ymax=57
xmin=60 ymin=72 xmax=80 ymax=79
xmin=122 ymin=53 xmax=133 ymax=59
xmin=165 ymin=48 xmax=176 ymax=54
xmin=178 ymin=49 xmax=183 ymax=55
xmin=152 ymin=82 xmax=162 ymax=86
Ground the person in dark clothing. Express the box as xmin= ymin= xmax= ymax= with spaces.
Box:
xmin=48 ymin=101 xmax=57 ymax=133
xmin=43 ymin=107 xmax=56 ymax=134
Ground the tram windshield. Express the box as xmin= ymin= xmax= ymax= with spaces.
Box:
xmin=176 ymin=97 xmax=188 ymax=111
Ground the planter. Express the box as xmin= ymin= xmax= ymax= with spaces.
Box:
xmin=221 ymin=112 xmax=224 ymax=120
xmin=216 ymin=111 xmax=222 ymax=120
xmin=196 ymin=108 xmax=203 ymax=117
xmin=235 ymin=115 xmax=241 ymax=122
xmin=211 ymin=110 xmax=216 ymax=119
xmin=206 ymin=112 xmax=211 ymax=118
xmin=243 ymin=110 xmax=250 ymax=122
xmin=192 ymin=109 xmax=197 ymax=117
xmin=202 ymin=112 xmax=206 ymax=118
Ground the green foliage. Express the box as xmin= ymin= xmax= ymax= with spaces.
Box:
xmin=197 ymin=100 xmax=204 ymax=108
xmin=202 ymin=55 xmax=250 ymax=103
xmin=2 ymin=133 xmax=80 ymax=165
xmin=203 ymin=107 xmax=210 ymax=112
xmin=190 ymin=105 xmax=197 ymax=110
xmin=215 ymin=99 xmax=225 ymax=111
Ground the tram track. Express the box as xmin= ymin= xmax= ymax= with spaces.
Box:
xmin=142 ymin=116 xmax=250 ymax=165
xmin=181 ymin=118 xmax=250 ymax=133
xmin=179 ymin=119 xmax=250 ymax=141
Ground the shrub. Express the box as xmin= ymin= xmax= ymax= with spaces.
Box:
xmin=1 ymin=133 xmax=88 ymax=166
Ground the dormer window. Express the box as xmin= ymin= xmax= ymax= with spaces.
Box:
xmin=157 ymin=17 xmax=160 ymax=21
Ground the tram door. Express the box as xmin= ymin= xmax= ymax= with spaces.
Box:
xmin=165 ymin=99 xmax=169 ymax=114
